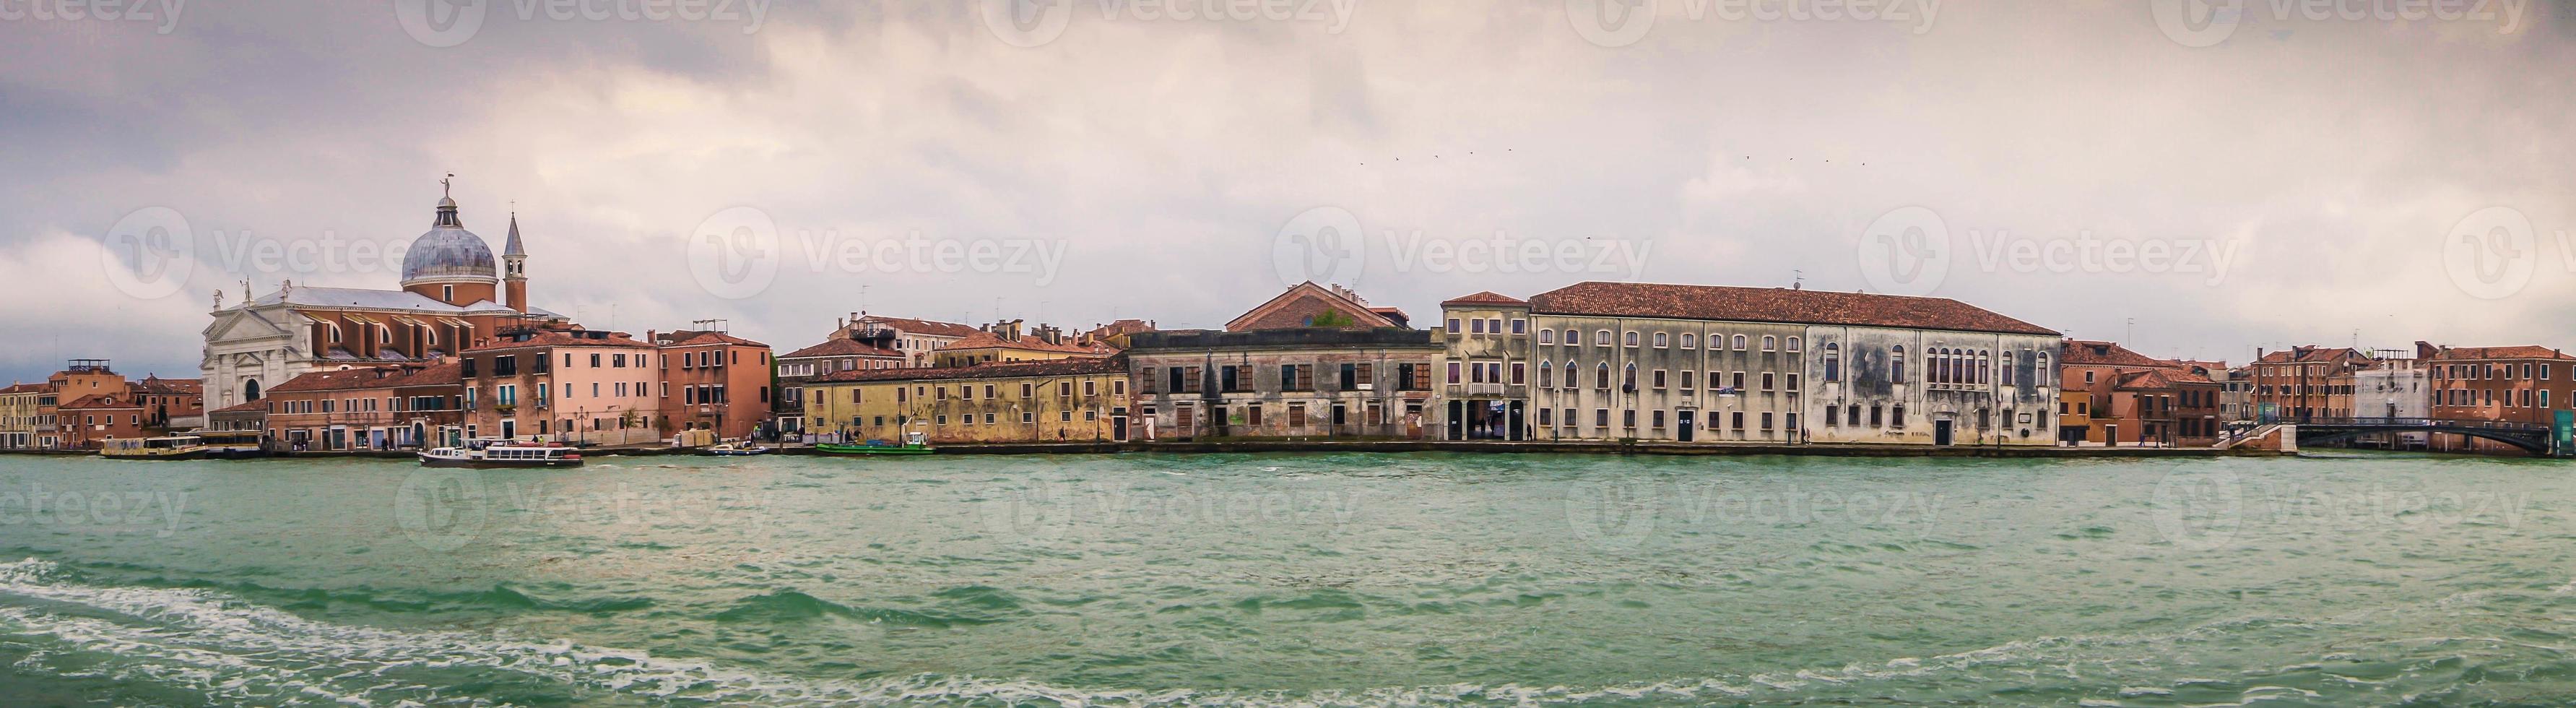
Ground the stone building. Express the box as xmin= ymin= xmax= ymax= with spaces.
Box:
xmin=2422 ymin=342 xmax=2576 ymax=453
xmin=0 ymin=383 xmax=48 ymax=449
xmin=1441 ymin=282 xmax=2061 ymax=446
xmin=826 ymin=313 xmax=982 ymax=367
xmin=773 ymin=335 xmax=907 ymax=438
xmin=802 ymin=358 xmax=1132 ymax=444
xmin=201 ymin=182 xmax=571 ymax=411
xmin=929 ymin=321 xmax=1113 ymax=368
xmin=1122 ymin=283 xmax=1439 ymax=441
xmin=1124 ymin=329 xmax=1442 ymax=440
xmin=2248 ymin=345 xmax=2377 ymax=421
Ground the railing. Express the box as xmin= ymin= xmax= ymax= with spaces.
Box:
xmin=2289 ymin=416 xmax=2548 ymax=431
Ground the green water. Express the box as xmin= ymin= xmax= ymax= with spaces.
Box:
xmin=0 ymin=452 xmax=2569 ymax=705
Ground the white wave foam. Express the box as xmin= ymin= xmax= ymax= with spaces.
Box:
xmin=0 ymin=558 xmax=2446 ymax=707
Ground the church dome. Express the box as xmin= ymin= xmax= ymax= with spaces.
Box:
xmin=400 ymin=188 xmax=498 ymax=285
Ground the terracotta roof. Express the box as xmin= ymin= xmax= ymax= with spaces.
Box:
xmin=658 ymin=330 xmax=769 ymax=348
xmin=1529 ymin=282 xmax=2057 ymax=335
xmin=212 ymin=400 xmax=270 ymax=414
xmin=2426 ymin=345 xmax=2576 ymax=361
xmin=781 ymin=338 xmax=906 ymax=360
xmin=134 ymin=377 xmax=201 ymax=394
xmin=57 ymin=394 xmax=141 ymax=410
xmin=857 ymin=316 xmax=981 ymax=337
xmin=935 ymin=330 xmax=1111 ymax=355
xmin=2115 ymin=368 xmax=2212 ymax=390
xmin=811 ymin=357 xmax=1126 ymax=384
xmin=0 ymin=383 xmax=47 ymax=394
xmin=469 ymin=330 xmax=654 ymax=350
xmin=270 ymin=362 xmax=463 ymax=393
xmin=2255 ymin=346 xmax=2370 ymax=364
xmin=2061 ymin=340 xmax=2169 ymax=368
xmin=1441 ymin=291 xmax=1530 ymax=306
xmin=1226 ymin=282 xmax=1402 ymax=331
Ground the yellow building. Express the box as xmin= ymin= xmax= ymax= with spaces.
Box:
xmin=0 ymin=383 xmax=51 ymax=449
xmin=928 ymin=322 xmax=1112 ymax=368
xmin=2057 ymin=388 xmax=2092 ymax=445
xmin=805 ymin=358 xmax=1132 ymax=444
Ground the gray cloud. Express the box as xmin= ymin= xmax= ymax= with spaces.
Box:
xmin=0 ymin=0 xmax=2570 ymax=381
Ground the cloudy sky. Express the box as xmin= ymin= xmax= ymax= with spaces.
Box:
xmin=4 ymin=0 xmax=2570 ymax=383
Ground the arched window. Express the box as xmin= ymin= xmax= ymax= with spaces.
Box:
xmin=1980 ymin=350 xmax=1992 ymax=385
xmin=1538 ymin=361 xmax=1553 ymax=388
xmin=2036 ymin=352 xmax=2050 ymax=385
xmin=1652 ymin=332 xmax=1668 ymax=347
xmin=1539 ymin=329 xmax=1554 ymax=345
xmin=1680 ymin=333 xmax=1697 ymax=348
xmin=1732 ymin=334 xmax=1748 ymax=350
xmin=1623 ymin=331 xmax=1640 ymax=347
xmin=1823 ymin=342 xmax=1842 ymax=381
xmin=243 ymin=379 xmax=262 ymax=402
xmin=2001 ymin=353 xmax=2015 ymax=385
xmin=1622 ymin=363 xmax=1638 ymax=390
xmin=1786 ymin=336 xmax=1801 ymax=353
xmin=1595 ymin=330 xmax=1613 ymax=347
xmin=1595 ymin=363 xmax=1612 ymax=389
xmin=1566 ymin=329 xmax=1581 ymax=345
xmin=1891 ymin=346 xmax=1907 ymax=382
xmin=1761 ymin=335 xmax=1777 ymax=352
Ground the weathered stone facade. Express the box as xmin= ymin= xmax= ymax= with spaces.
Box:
xmin=1125 ymin=329 xmax=1442 ymax=440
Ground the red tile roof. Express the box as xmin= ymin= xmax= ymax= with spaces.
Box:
xmin=56 ymin=394 xmax=142 ymax=410
xmin=2061 ymin=340 xmax=2169 ymax=368
xmin=857 ymin=316 xmax=981 ymax=337
xmin=469 ymin=330 xmax=654 ymax=350
xmin=2255 ymin=346 xmax=2370 ymax=364
xmin=0 ymin=383 xmax=47 ymax=394
xmin=212 ymin=400 xmax=270 ymax=414
xmin=658 ymin=330 xmax=769 ymax=348
xmin=781 ymin=338 xmax=906 ymax=360
xmin=935 ymin=330 xmax=1111 ymax=355
xmin=1226 ymin=282 xmax=1403 ymax=331
xmin=270 ymin=362 xmax=463 ymax=393
xmin=811 ymin=357 xmax=1126 ymax=383
xmin=1441 ymin=291 xmax=1530 ymax=306
xmin=134 ymin=376 xmax=201 ymax=394
xmin=1528 ymin=282 xmax=2056 ymax=335
xmin=2426 ymin=345 xmax=2576 ymax=361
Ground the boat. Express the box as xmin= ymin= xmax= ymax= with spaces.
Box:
xmin=815 ymin=431 xmax=934 ymax=455
xmin=99 ymin=436 xmax=207 ymax=460
xmin=706 ymin=441 xmax=771 ymax=457
xmin=418 ymin=437 xmax=583 ymax=468
xmin=191 ymin=430 xmax=270 ymax=459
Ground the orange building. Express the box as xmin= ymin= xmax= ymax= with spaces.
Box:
xmin=2057 ymin=340 xmax=2221 ymax=446
xmin=264 ymin=361 xmax=464 ymax=452
xmin=650 ymin=329 xmax=776 ymax=440
xmin=2424 ymin=344 xmax=2576 ymax=453
xmin=54 ymin=394 xmax=145 ymax=449
xmin=2248 ymin=345 xmax=2377 ymax=421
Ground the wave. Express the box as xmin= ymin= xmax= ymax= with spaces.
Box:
xmin=0 ymin=558 xmax=2559 ymax=706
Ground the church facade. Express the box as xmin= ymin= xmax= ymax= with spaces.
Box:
xmin=199 ymin=183 xmax=570 ymax=410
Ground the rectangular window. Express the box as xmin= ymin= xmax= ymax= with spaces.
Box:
xmin=1595 ymin=408 xmax=1610 ymax=428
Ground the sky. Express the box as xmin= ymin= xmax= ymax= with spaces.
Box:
xmin=3 ymin=0 xmax=2571 ymax=384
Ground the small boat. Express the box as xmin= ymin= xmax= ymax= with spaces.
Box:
xmin=706 ymin=441 xmax=771 ymax=457
xmin=191 ymin=430 xmax=269 ymax=459
xmin=100 ymin=436 xmax=207 ymax=460
xmin=419 ymin=438 xmax=583 ymax=468
xmin=816 ymin=431 xmax=934 ymax=455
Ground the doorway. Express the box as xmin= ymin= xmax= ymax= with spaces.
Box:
xmin=1933 ymin=419 xmax=1954 ymax=446
xmin=1677 ymin=410 xmax=1696 ymax=442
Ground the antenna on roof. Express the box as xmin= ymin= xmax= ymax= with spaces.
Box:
xmin=1792 ymin=269 xmax=1803 ymax=290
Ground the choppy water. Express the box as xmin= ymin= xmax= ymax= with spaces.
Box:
xmin=0 ymin=451 xmax=2570 ymax=705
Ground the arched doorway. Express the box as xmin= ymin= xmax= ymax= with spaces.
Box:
xmin=243 ymin=379 xmax=262 ymax=402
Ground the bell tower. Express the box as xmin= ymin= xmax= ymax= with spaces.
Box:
xmin=503 ymin=210 xmax=529 ymax=313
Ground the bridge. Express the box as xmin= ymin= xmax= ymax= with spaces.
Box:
xmin=2252 ymin=417 xmax=2564 ymax=456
